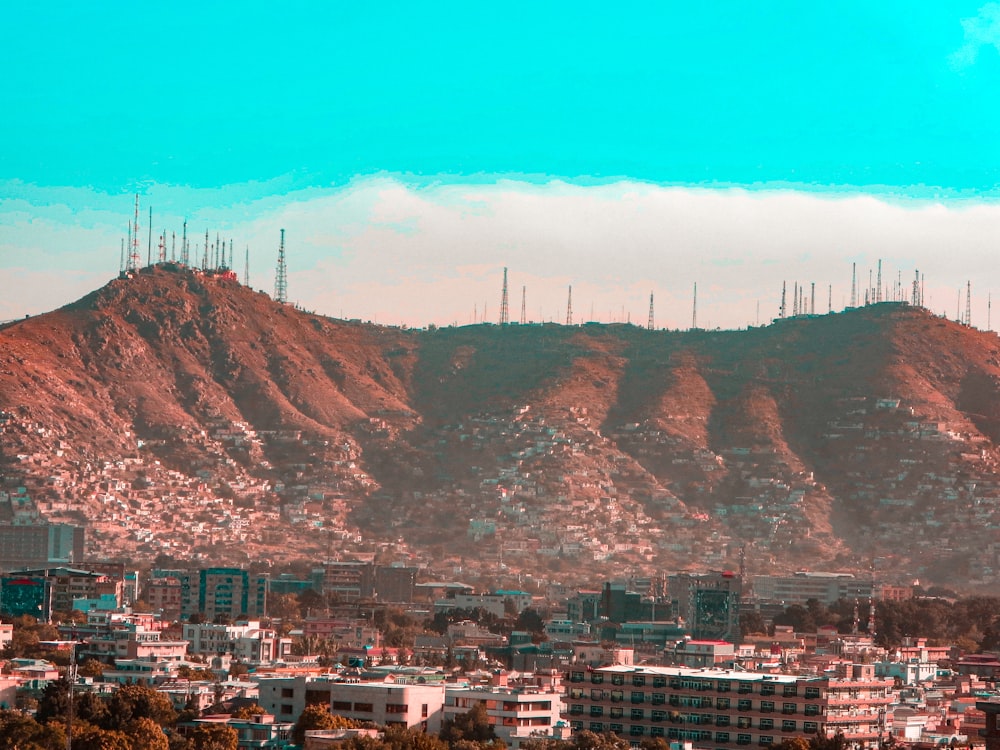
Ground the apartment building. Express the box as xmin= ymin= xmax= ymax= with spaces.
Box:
xmin=565 ymin=663 xmax=891 ymax=749
xmin=443 ymin=678 xmax=565 ymax=748
xmin=257 ymin=674 xmax=445 ymax=732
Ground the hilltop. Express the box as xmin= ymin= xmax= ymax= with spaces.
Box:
xmin=3 ymin=264 xmax=1000 ymax=588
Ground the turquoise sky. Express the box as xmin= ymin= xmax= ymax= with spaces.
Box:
xmin=4 ymin=2 xmax=1000 ymax=193
xmin=4 ymin=2 xmax=1000 ymax=328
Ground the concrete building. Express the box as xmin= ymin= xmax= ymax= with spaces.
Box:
xmin=443 ymin=674 xmax=565 ymax=748
xmin=183 ymin=620 xmax=292 ymax=663
xmin=670 ymin=572 xmax=742 ymax=643
xmin=258 ymin=674 xmax=445 ymax=732
xmin=0 ymin=522 xmax=84 ymax=570
xmin=565 ymin=663 xmax=891 ymax=749
xmin=753 ymin=572 xmax=873 ymax=606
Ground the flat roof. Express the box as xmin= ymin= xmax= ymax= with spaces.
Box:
xmin=587 ymin=664 xmax=801 ymax=684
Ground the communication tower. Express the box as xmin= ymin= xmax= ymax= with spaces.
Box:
xmin=876 ymin=259 xmax=882 ymax=303
xmin=129 ymin=194 xmax=141 ymax=271
xmin=499 ymin=267 xmax=509 ymax=325
xmin=966 ymin=281 xmax=972 ymax=326
xmin=692 ymin=283 xmax=697 ymax=330
xmin=566 ymin=286 xmax=573 ymax=326
xmin=181 ymin=221 xmax=189 ymax=265
xmin=274 ymin=229 xmax=288 ymax=304
xmin=647 ymin=292 xmax=654 ymax=331
xmin=780 ymin=281 xmax=786 ymax=319
xmin=850 ymin=262 xmax=857 ymax=307
xmin=520 ymin=286 xmax=526 ymax=325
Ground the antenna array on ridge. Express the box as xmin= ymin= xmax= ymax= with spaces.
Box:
xmin=274 ymin=229 xmax=288 ymax=304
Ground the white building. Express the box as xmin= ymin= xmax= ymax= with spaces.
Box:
xmin=443 ymin=674 xmax=565 ymax=749
xmin=257 ymin=674 xmax=446 ymax=732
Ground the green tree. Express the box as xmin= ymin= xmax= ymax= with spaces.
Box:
xmin=231 ymin=704 xmax=265 ymax=719
xmin=292 ymin=704 xmax=359 ymax=745
xmin=36 ymin=676 xmax=71 ymax=723
xmin=0 ymin=709 xmax=67 ymax=749
xmin=123 ymin=717 xmax=170 ymax=750
xmin=187 ymin=724 xmax=238 ymax=750
xmin=71 ymin=725 xmax=133 ymax=750
xmin=571 ymin=730 xmax=629 ymax=750
xmin=440 ymin=702 xmax=495 ymax=745
xmin=106 ymin=683 xmax=178 ymax=730
xmin=78 ymin=658 xmax=106 ymax=679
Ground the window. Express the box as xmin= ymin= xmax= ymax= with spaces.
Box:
xmin=653 ymin=676 xmax=667 ymax=688
xmin=717 ymin=697 xmax=730 ymax=709
xmin=592 ymin=674 xmax=604 ymax=685
xmin=631 ymin=708 xmax=644 ymax=720
xmin=804 ymin=722 xmax=819 ymax=734
xmin=759 ymin=737 xmax=774 ymax=747
xmin=716 ymin=716 xmax=731 ymax=727
xmin=570 ymin=688 xmax=585 ymax=700
xmin=281 ymin=688 xmax=294 ymax=698
xmin=353 ymin=703 xmax=373 ymax=713
xmin=805 ymin=687 xmax=821 ymax=699
xmin=782 ymin=720 xmax=796 ymax=732
xmin=782 ymin=703 xmax=797 ymax=715
xmin=590 ymin=706 xmax=604 ymax=717
xmin=571 ymin=672 xmax=585 ymax=683
xmin=611 ymin=723 xmax=624 ymax=734
xmin=333 ymin=701 xmax=351 ymax=711
xmin=761 ymin=701 xmax=774 ymax=714
xmin=760 ymin=684 xmax=775 ymax=696
xmin=651 ymin=726 xmax=665 ymax=738
xmin=280 ymin=704 xmax=293 ymax=716
xmin=571 ymin=721 xmax=584 ymax=731
xmin=611 ymin=707 xmax=624 ymax=719
xmin=738 ymin=682 xmax=753 ymax=695
xmin=738 ymin=699 xmax=752 ymax=712
xmin=630 ymin=725 xmax=644 ymax=737
xmin=737 ymin=734 xmax=752 ymax=745
xmin=805 ymin=705 xmax=820 ymax=716
xmin=386 ymin=704 xmax=408 ymax=714
xmin=592 ymin=689 xmax=605 ymax=701
xmin=570 ymin=705 xmax=584 ymax=716
xmin=631 ymin=692 xmax=645 ymax=704
xmin=652 ymin=693 xmax=665 ymax=705
xmin=611 ymin=690 xmax=624 ymax=703
xmin=737 ymin=717 xmax=751 ymax=729
xmin=633 ymin=674 xmax=646 ymax=687
xmin=652 ymin=711 xmax=666 ymax=722
xmin=760 ymin=718 xmax=773 ymax=730
xmin=783 ymin=685 xmax=798 ymax=697
xmin=422 ymin=705 xmax=429 ymax=718
xmin=612 ymin=673 xmax=625 ymax=685
xmin=716 ymin=732 xmax=731 ymax=744
xmin=590 ymin=722 xmax=604 ymax=732
xmin=717 ymin=681 xmax=731 ymax=693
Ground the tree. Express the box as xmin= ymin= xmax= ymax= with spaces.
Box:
xmin=106 ymin=683 xmax=178 ymax=730
xmin=187 ymin=724 xmax=238 ymax=750
xmin=36 ymin=676 xmax=71 ymax=723
xmin=0 ymin=709 xmax=67 ymax=750
xmin=293 ymin=704 xmax=350 ymax=746
xmin=71 ymin=725 xmax=133 ymax=750
xmin=231 ymin=704 xmax=265 ymax=719
xmin=571 ymin=730 xmax=629 ymax=750
xmin=440 ymin=702 xmax=495 ymax=745
xmin=78 ymin=658 xmax=106 ymax=679
xmin=123 ymin=717 xmax=170 ymax=750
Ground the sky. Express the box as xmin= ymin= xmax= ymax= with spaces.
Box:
xmin=4 ymin=2 xmax=1000 ymax=329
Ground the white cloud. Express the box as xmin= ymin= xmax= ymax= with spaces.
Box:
xmin=951 ymin=2 xmax=1000 ymax=68
xmin=2 ymin=176 xmax=1000 ymax=330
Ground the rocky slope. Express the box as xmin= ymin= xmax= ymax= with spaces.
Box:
xmin=3 ymin=265 xmax=1000 ymax=586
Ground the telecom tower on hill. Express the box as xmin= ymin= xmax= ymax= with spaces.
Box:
xmin=274 ymin=229 xmax=288 ymax=304
xmin=499 ymin=267 xmax=509 ymax=325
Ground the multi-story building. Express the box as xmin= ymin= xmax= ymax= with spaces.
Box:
xmin=753 ymin=572 xmax=873 ymax=607
xmin=564 ymin=663 xmax=892 ymax=749
xmin=5 ymin=567 xmax=121 ymax=619
xmin=258 ymin=674 xmax=445 ymax=732
xmin=443 ymin=674 xmax=565 ymax=748
xmin=183 ymin=620 xmax=292 ymax=663
xmin=0 ymin=522 xmax=84 ymax=570
xmin=146 ymin=576 xmax=183 ymax=621
xmin=670 ymin=572 xmax=742 ymax=642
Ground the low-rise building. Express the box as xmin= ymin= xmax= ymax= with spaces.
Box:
xmin=257 ymin=674 xmax=445 ymax=732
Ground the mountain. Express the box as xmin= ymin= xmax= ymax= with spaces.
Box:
xmin=3 ymin=264 xmax=1000 ymax=588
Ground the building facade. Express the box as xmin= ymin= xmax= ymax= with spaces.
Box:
xmin=564 ymin=663 xmax=891 ymax=749
xmin=258 ymin=675 xmax=445 ymax=733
